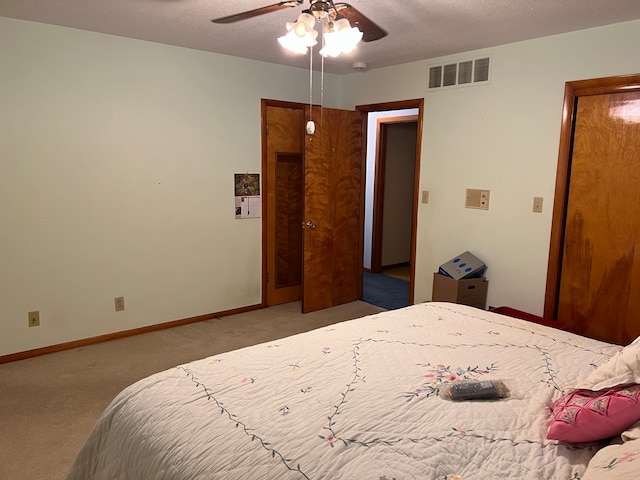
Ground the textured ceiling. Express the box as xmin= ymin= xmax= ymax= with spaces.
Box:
xmin=2 ymin=0 xmax=640 ymax=74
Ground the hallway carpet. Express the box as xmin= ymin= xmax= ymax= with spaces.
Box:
xmin=362 ymin=271 xmax=410 ymax=310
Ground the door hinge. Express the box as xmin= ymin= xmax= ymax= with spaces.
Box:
xmin=266 ymin=272 xmax=269 ymax=283
xmin=266 ymin=124 xmax=269 ymax=136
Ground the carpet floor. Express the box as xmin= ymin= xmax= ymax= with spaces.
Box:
xmin=0 ymin=300 xmax=384 ymax=480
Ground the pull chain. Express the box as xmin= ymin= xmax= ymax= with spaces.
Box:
xmin=320 ymin=48 xmax=325 ymax=130
xmin=309 ymin=43 xmax=313 ymax=124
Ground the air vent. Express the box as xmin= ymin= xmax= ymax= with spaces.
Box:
xmin=428 ymin=56 xmax=491 ymax=90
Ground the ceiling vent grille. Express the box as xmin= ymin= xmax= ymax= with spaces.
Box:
xmin=428 ymin=56 xmax=491 ymax=90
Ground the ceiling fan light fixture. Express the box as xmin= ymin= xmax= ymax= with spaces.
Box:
xmin=319 ymin=17 xmax=362 ymax=57
xmin=319 ymin=29 xmax=341 ymax=57
xmin=309 ymin=0 xmax=330 ymax=19
xmin=278 ymin=12 xmax=318 ymax=54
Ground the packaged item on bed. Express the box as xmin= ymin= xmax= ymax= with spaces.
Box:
xmin=439 ymin=379 xmax=510 ymax=401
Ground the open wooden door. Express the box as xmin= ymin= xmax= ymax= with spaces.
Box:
xmin=302 ymin=107 xmax=364 ymax=313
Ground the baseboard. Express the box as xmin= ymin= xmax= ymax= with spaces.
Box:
xmin=0 ymin=303 xmax=264 ymax=364
xmin=382 ymin=261 xmax=411 ymax=270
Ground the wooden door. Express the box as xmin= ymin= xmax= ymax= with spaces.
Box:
xmin=556 ymin=91 xmax=640 ymax=345
xmin=265 ymin=105 xmax=304 ymax=305
xmin=302 ymin=107 xmax=364 ymax=313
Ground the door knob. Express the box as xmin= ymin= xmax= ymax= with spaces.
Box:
xmin=303 ymin=221 xmax=316 ymax=229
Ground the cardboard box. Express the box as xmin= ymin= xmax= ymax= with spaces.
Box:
xmin=438 ymin=251 xmax=485 ymax=280
xmin=432 ymin=273 xmax=488 ymax=309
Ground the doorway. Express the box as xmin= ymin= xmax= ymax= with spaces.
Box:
xmin=363 ymin=114 xmax=418 ymax=310
xmin=545 ymin=74 xmax=640 ymax=345
xmin=358 ymin=100 xmax=424 ymax=309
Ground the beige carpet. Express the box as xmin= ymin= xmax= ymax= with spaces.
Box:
xmin=0 ymin=300 xmax=384 ymax=480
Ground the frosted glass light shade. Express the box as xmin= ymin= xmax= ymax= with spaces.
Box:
xmin=278 ymin=13 xmax=318 ymax=54
xmin=319 ymin=18 xmax=362 ymax=57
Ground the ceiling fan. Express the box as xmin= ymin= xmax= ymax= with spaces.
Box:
xmin=212 ymin=0 xmax=387 ymax=43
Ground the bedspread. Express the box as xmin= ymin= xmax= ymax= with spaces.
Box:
xmin=66 ymin=302 xmax=621 ymax=479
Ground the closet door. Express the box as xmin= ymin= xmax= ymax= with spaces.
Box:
xmin=265 ymin=105 xmax=304 ymax=306
xmin=302 ymin=107 xmax=363 ymax=313
xmin=263 ymin=101 xmax=364 ymax=313
xmin=557 ymin=91 xmax=640 ymax=345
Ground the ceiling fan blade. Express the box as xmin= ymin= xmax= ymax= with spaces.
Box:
xmin=335 ymin=3 xmax=387 ymax=42
xmin=212 ymin=1 xmax=303 ymax=24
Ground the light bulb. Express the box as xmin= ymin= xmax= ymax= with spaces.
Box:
xmin=278 ymin=12 xmax=319 ymax=54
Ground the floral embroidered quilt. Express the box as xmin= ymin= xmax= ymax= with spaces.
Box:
xmin=66 ymin=302 xmax=622 ymax=479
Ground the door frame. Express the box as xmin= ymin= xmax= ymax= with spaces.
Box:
xmin=370 ymin=115 xmax=419 ymax=274
xmin=543 ymin=73 xmax=640 ymax=319
xmin=357 ymin=99 xmax=424 ymax=305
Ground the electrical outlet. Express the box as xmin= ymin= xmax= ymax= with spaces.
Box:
xmin=533 ymin=196 xmax=543 ymax=213
xmin=114 ymin=296 xmax=125 ymax=312
xmin=480 ymin=190 xmax=490 ymax=209
xmin=28 ymin=311 xmax=40 ymax=327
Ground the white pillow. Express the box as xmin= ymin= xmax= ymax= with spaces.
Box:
xmin=578 ymin=336 xmax=640 ymax=391
xmin=582 ymin=438 xmax=640 ymax=480
xmin=622 ymin=419 xmax=640 ymax=442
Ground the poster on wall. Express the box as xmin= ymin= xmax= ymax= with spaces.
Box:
xmin=234 ymin=173 xmax=261 ymax=219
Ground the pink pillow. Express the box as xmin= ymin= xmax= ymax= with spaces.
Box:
xmin=547 ymin=384 xmax=640 ymax=443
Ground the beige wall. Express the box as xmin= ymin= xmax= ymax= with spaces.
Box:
xmin=341 ymin=20 xmax=640 ymax=314
xmin=2 ymin=16 xmax=640 ymax=356
xmin=0 ymin=17 xmax=341 ymax=356
xmin=381 ymin=123 xmax=416 ymax=267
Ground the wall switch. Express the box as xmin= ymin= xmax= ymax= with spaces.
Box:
xmin=28 ymin=311 xmax=40 ymax=327
xmin=466 ymin=189 xmax=490 ymax=210
xmin=422 ymin=190 xmax=429 ymax=204
xmin=114 ymin=296 xmax=125 ymax=312
xmin=533 ymin=196 xmax=543 ymax=213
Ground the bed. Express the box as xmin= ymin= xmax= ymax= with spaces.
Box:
xmin=66 ymin=302 xmax=640 ymax=479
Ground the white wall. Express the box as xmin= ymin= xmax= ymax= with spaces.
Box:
xmin=342 ymin=20 xmax=640 ymax=315
xmin=0 ymin=17 xmax=341 ymax=356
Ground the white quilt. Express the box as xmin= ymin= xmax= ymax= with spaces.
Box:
xmin=66 ymin=302 xmax=621 ymax=480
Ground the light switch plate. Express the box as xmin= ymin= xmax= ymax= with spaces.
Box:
xmin=422 ymin=190 xmax=429 ymax=204
xmin=466 ymin=189 xmax=490 ymax=210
